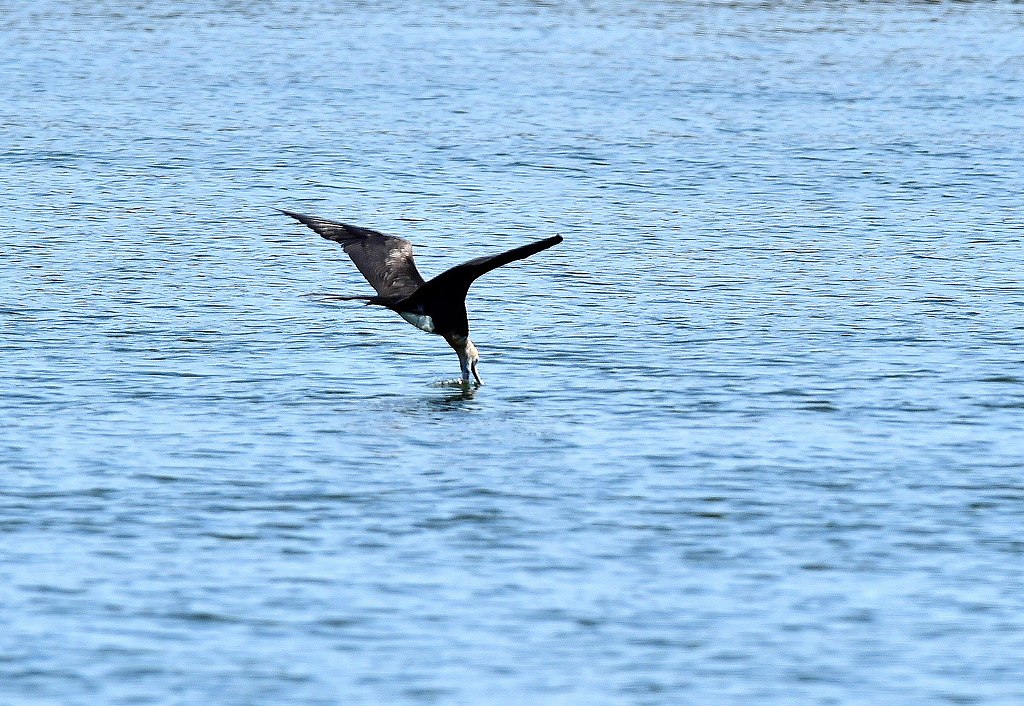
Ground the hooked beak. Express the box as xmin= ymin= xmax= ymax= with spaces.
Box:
xmin=446 ymin=334 xmax=483 ymax=386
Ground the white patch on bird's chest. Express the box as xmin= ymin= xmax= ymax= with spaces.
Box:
xmin=399 ymin=311 xmax=436 ymax=333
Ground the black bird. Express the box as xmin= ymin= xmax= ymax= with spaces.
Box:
xmin=280 ymin=210 xmax=562 ymax=385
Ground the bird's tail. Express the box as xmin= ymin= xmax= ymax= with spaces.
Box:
xmin=305 ymin=293 xmax=378 ymax=304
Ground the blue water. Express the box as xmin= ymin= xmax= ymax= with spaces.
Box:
xmin=3 ymin=1 xmax=1024 ymax=703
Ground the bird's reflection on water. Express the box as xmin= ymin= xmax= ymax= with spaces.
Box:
xmin=429 ymin=380 xmax=479 ymax=410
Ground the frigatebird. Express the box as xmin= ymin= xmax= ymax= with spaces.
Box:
xmin=280 ymin=210 xmax=562 ymax=385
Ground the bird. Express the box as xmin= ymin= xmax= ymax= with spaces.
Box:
xmin=279 ymin=210 xmax=563 ymax=385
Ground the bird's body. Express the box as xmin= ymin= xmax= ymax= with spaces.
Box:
xmin=398 ymin=311 xmax=436 ymax=333
xmin=280 ymin=210 xmax=562 ymax=384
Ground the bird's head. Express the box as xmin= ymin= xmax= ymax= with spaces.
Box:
xmin=449 ymin=335 xmax=483 ymax=386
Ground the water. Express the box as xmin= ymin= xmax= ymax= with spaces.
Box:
xmin=3 ymin=1 xmax=1024 ymax=702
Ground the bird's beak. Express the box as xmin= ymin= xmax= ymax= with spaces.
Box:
xmin=471 ymin=359 xmax=483 ymax=386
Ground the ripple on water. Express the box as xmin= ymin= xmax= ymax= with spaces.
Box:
xmin=3 ymin=1 xmax=1024 ymax=704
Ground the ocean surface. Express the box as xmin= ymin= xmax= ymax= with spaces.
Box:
xmin=2 ymin=1 xmax=1024 ymax=703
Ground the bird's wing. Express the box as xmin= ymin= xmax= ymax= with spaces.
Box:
xmin=412 ymin=235 xmax=563 ymax=304
xmin=280 ymin=210 xmax=426 ymax=297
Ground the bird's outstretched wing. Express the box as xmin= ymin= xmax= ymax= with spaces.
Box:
xmin=280 ymin=210 xmax=426 ymax=297
xmin=410 ymin=235 xmax=563 ymax=305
